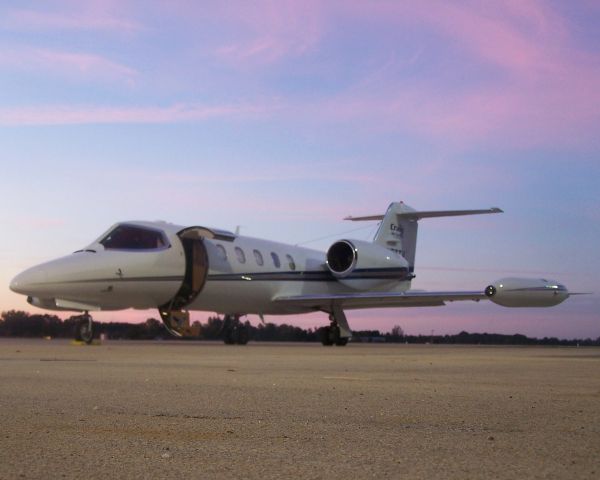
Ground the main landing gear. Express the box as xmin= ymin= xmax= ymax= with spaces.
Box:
xmin=221 ymin=314 xmax=249 ymax=345
xmin=74 ymin=312 xmax=94 ymax=344
xmin=319 ymin=306 xmax=351 ymax=347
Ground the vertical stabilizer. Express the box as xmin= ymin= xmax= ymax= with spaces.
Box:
xmin=344 ymin=202 xmax=502 ymax=272
xmin=373 ymin=202 xmax=419 ymax=270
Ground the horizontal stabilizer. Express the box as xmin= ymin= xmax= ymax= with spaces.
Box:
xmin=345 ymin=207 xmax=502 ymax=221
xmin=344 ymin=202 xmax=503 ymax=270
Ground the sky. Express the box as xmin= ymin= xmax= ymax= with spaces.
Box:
xmin=1 ymin=0 xmax=599 ymax=339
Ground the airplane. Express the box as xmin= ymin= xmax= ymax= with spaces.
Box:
xmin=9 ymin=201 xmax=572 ymax=346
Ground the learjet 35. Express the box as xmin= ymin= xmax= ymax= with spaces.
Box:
xmin=9 ymin=202 xmax=572 ymax=345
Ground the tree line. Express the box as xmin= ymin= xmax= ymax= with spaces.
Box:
xmin=1 ymin=310 xmax=599 ymax=346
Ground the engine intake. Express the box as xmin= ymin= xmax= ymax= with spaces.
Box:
xmin=327 ymin=240 xmax=357 ymax=277
xmin=326 ymin=239 xmax=411 ymax=290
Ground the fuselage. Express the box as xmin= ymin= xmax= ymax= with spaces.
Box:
xmin=9 ymin=221 xmax=412 ymax=316
xmin=9 ymin=204 xmax=574 ymax=347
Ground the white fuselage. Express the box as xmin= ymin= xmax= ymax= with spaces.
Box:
xmin=197 ymin=236 xmax=409 ymax=315
xmin=9 ymin=221 xmax=412 ymax=316
xmin=9 ymin=203 xmax=574 ymax=341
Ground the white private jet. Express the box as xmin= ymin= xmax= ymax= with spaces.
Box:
xmin=9 ymin=202 xmax=571 ymax=345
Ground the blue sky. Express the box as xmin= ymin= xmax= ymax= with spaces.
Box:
xmin=1 ymin=0 xmax=599 ymax=338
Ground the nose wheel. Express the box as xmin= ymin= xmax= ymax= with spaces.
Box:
xmin=75 ymin=312 xmax=94 ymax=344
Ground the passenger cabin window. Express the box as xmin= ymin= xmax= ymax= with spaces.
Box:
xmin=215 ymin=244 xmax=227 ymax=261
xmin=100 ymin=225 xmax=168 ymax=250
xmin=253 ymin=249 xmax=264 ymax=266
xmin=235 ymin=246 xmax=246 ymax=264
xmin=271 ymin=252 xmax=281 ymax=268
xmin=286 ymin=254 xmax=296 ymax=271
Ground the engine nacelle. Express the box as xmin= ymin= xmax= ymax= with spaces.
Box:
xmin=484 ymin=277 xmax=569 ymax=307
xmin=326 ymin=239 xmax=411 ymax=290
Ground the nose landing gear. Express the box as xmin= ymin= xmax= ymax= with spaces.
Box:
xmin=74 ymin=312 xmax=94 ymax=344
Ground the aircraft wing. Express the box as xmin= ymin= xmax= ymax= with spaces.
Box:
xmin=273 ymin=290 xmax=487 ymax=311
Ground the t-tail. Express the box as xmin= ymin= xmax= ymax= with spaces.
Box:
xmin=345 ymin=202 xmax=503 ymax=272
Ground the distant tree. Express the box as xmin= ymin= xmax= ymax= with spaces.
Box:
xmin=391 ymin=325 xmax=404 ymax=337
xmin=144 ymin=318 xmax=164 ymax=338
xmin=0 ymin=310 xmax=62 ymax=337
xmin=385 ymin=324 xmax=405 ymax=342
xmin=201 ymin=316 xmax=225 ymax=340
xmin=1 ymin=311 xmax=599 ymax=346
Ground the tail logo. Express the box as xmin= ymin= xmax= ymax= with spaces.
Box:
xmin=390 ymin=223 xmax=404 ymax=239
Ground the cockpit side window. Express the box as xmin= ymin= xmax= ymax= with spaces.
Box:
xmin=100 ymin=225 xmax=169 ymax=250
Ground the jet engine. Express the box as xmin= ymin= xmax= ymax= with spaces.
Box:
xmin=326 ymin=239 xmax=411 ymax=290
xmin=484 ymin=277 xmax=569 ymax=307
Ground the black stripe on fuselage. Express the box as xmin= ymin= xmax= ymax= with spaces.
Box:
xmin=207 ymin=268 xmax=412 ymax=282
xmin=26 ymin=268 xmax=412 ymax=287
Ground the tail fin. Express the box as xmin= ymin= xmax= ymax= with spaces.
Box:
xmin=345 ymin=202 xmax=502 ymax=271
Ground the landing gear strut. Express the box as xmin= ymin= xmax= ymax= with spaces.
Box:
xmin=320 ymin=306 xmax=351 ymax=346
xmin=75 ymin=312 xmax=94 ymax=344
xmin=221 ymin=314 xmax=249 ymax=345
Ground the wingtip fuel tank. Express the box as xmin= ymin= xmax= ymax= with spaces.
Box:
xmin=485 ymin=277 xmax=569 ymax=307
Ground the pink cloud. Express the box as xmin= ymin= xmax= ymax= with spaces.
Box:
xmin=182 ymin=0 xmax=600 ymax=147
xmin=0 ymin=102 xmax=273 ymax=126
xmin=0 ymin=47 xmax=137 ymax=85
xmin=302 ymin=0 xmax=600 ymax=148
xmin=3 ymin=5 xmax=141 ymax=33
xmin=211 ymin=0 xmax=324 ymax=65
xmin=411 ymin=0 xmax=566 ymax=73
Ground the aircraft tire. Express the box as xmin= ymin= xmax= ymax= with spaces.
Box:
xmin=75 ymin=315 xmax=94 ymax=345
xmin=329 ymin=325 xmax=349 ymax=346
xmin=223 ymin=323 xmax=249 ymax=345
xmin=319 ymin=326 xmax=334 ymax=346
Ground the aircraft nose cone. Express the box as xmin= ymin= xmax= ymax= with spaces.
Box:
xmin=9 ymin=268 xmax=46 ymax=295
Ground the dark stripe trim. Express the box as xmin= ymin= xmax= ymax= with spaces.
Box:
xmin=208 ymin=268 xmax=412 ymax=282
xmin=28 ymin=268 xmax=412 ymax=287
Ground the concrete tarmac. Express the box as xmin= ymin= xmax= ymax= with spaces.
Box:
xmin=0 ymin=339 xmax=599 ymax=479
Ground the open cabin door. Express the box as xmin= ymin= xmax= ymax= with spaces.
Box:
xmin=159 ymin=227 xmax=215 ymax=337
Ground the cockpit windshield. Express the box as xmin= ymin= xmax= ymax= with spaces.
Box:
xmin=100 ymin=224 xmax=169 ymax=250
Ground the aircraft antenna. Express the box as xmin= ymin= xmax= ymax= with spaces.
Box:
xmin=295 ymin=222 xmax=380 ymax=246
